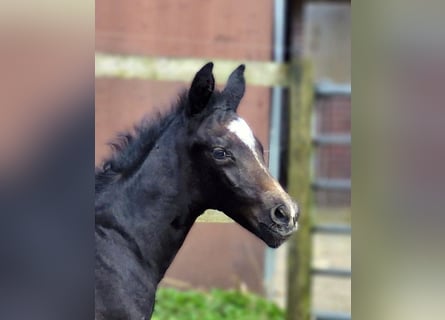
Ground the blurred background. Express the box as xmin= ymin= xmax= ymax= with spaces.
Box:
xmin=96 ymin=1 xmax=350 ymax=319
xmin=2 ymin=1 xmax=444 ymax=320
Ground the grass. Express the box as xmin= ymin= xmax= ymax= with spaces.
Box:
xmin=151 ymin=288 xmax=285 ymax=320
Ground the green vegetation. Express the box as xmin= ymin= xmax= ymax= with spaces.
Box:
xmin=151 ymin=288 xmax=285 ymax=320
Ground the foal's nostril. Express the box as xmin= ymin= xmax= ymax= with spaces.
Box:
xmin=271 ymin=205 xmax=291 ymax=226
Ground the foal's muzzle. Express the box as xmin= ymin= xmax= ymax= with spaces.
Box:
xmin=257 ymin=202 xmax=299 ymax=248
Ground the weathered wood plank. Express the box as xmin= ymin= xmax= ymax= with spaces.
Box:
xmin=196 ymin=210 xmax=233 ymax=223
xmin=286 ymin=60 xmax=314 ymax=320
xmin=95 ymin=52 xmax=290 ymax=87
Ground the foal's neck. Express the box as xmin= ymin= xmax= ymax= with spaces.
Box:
xmin=98 ymin=120 xmax=203 ymax=284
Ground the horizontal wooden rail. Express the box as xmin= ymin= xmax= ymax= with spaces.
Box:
xmin=312 ymin=224 xmax=351 ymax=235
xmin=315 ymin=81 xmax=351 ymax=96
xmin=312 ymin=178 xmax=351 ymax=191
xmin=314 ymin=311 xmax=351 ymax=320
xmin=312 ymin=268 xmax=351 ymax=278
xmin=312 ymin=134 xmax=351 ymax=146
xmin=95 ymin=52 xmax=290 ymax=87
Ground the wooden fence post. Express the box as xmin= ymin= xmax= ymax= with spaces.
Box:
xmin=286 ymin=59 xmax=314 ymax=320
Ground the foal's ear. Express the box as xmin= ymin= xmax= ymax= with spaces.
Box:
xmin=222 ymin=64 xmax=246 ymax=112
xmin=187 ymin=62 xmax=215 ymax=116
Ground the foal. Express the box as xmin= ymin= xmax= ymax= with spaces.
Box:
xmin=95 ymin=63 xmax=299 ymax=319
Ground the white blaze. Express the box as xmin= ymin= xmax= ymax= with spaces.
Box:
xmin=227 ymin=118 xmax=257 ymax=154
xmin=227 ymin=117 xmax=298 ymax=221
xmin=227 ymin=118 xmax=265 ymax=170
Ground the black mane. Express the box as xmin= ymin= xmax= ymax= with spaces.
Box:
xmin=95 ymin=88 xmax=228 ymax=194
xmin=95 ymin=93 xmax=188 ymax=193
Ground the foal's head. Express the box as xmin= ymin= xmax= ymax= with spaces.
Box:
xmin=185 ymin=63 xmax=299 ymax=248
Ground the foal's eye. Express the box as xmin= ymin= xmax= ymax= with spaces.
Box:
xmin=212 ymin=148 xmax=228 ymax=160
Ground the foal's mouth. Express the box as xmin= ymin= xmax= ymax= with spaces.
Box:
xmin=258 ymin=222 xmax=296 ymax=248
